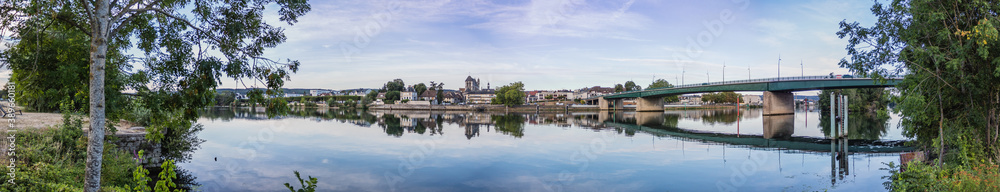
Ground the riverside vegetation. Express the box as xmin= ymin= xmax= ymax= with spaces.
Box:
xmin=838 ymin=0 xmax=1000 ymax=191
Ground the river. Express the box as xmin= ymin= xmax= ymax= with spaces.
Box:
xmin=178 ymin=107 xmax=910 ymax=191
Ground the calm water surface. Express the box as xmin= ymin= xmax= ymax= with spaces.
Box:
xmin=180 ymin=107 xmax=910 ymax=191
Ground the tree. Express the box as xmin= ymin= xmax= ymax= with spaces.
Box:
xmin=365 ymin=90 xmax=379 ymax=101
xmin=624 ymin=80 xmax=641 ymax=91
xmin=838 ymin=0 xmax=1000 ymax=164
xmin=385 ymin=91 xmax=400 ymax=102
xmin=414 ymin=83 xmax=427 ymax=96
xmin=1 ymin=23 xmax=129 ymax=113
xmin=0 ymin=0 xmax=311 ymax=190
xmin=491 ymin=82 xmax=525 ymax=106
xmin=647 ymin=79 xmax=679 ymax=102
xmin=434 ymin=82 xmax=444 ymax=104
xmin=384 ymin=79 xmax=405 ymax=92
xmin=614 ymin=84 xmax=624 ymax=93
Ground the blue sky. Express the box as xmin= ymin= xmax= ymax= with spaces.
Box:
xmin=248 ymin=0 xmax=879 ymax=91
xmin=2 ymin=0 xmax=880 ymax=91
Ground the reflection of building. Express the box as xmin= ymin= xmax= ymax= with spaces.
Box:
xmin=464 ymin=113 xmax=493 ymax=139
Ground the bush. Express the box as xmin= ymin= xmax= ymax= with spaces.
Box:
xmin=884 ymin=162 xmax=1000 ymax=191
xmin=0 ymin=117 xmax=136 ymax=191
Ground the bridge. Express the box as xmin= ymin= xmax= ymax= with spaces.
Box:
xmin=590 ymin=75 xmax=902 ymax=115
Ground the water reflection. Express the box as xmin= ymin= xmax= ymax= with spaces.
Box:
xmin=819 ymin=111 xmax=891 ymax=140
xmin=187 ymin=108 xmax=912 ymax=191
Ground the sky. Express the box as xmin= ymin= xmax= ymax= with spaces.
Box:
xmin=2 ymin=0 xmax=881 ymax=92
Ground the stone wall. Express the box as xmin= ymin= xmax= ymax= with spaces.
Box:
xmin=113 ymin=132 xmax=162 ymax=166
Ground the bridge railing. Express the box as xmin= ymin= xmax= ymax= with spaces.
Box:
xmin=595 ymin=75 xmax=904 ymax=98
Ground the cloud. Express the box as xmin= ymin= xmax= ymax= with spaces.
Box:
xmin=466 ymin=0 xmax=649 ymax=39
xmin=752 ymin=19 xmax=797 ymax=47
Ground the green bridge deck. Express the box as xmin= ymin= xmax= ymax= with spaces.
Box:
xmin=597 ymin=76 xmax=902 ymax=99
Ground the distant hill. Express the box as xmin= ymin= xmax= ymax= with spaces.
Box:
xmin=216 ymin=88 xmax=333 ymax=95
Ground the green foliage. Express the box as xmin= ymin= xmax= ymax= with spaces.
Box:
xmin=414 ymin=83 xmax=427 ymax=96
xmin=284 ymin=171 xmax=318 ymax=192
xmin=131 ymin=150 xmax=152 ymax=192
xmin=839 ymin=0 xmax=1000 ymax=163
xmin=614 ymin=84 xmax=624 ymax=92
xmin=385 ymin=91 xmax=400 ymax=102
xmin=0 ymin=19 xmax=130 ymax=118
xmin=0 ymin=127 xmax=136 ymax=191
xmin=325 ymin=98 xmax=338 ymax=107
xmin=153 ymin=160 xmax=181 ymax=192
xmin=214 ymin=91 xmax=237 ymax=106
xmin=884 ymin=162 xmax=1000 ymax=191
xmin=647 ymin=79 xmax=679 ymax=102
xmin=624 ymin=81 xmax=640 ymax=91
xmin=384 ymin=79 xmax=405 ymax=92
xmin=364 ymin=91 xmax=379 ymax=102
xmin=700 ymin=92 xmax=742 ymax=104
xmin=491 ymin=82 xmax=525 ymax=107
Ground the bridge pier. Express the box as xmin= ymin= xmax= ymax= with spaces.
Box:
xmin=636 ymin=97 xmax=664 ymax=112
xmin=598 ymin=97 xmax=623 ymax=111
xmin=763 ymin=91 xmax=795 ymax=116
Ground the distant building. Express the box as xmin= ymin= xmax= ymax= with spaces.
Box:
xmin=401 ymin=86 xmax=417 ymax=101
xmin=465 ymin=90 xmax=495 ymax=104
xmin=465 ymin=76 xmax=481 ymax=92
xmin=742 ymin=95 xmax=763 ymax=105
xmin=310 ymin=89 xmax=332 ymax=96
xmin=463 ymin=76 xmax=494 ymax=104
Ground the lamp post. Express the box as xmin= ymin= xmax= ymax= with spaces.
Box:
xmin=777 ymin=54 xmax=782 ymax=78
xmin=800 ymin=60 xmax=804 ymax=77
xmin=723 ymin=61 xmax=726 ymax=82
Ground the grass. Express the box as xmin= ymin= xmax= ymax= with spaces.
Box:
xmin=0 ymin=113 xmax=136 ymax=191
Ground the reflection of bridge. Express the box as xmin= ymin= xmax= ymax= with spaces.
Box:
xmin=596 ymin=112 xmax=912 ymax=153
xmin=590 ymin=76 xmax=901 ymax=115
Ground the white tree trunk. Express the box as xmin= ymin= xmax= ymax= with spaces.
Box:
xmin=84 ymin=0 xmax=110 ymax=191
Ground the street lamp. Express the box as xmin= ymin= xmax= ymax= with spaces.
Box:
xmin=723 ymin=61 xmax=726 ymax=82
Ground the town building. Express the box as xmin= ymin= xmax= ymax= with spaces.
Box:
xmin=463 ymin=76 xmax=494 ymax=104
xmin=401 ymin=86 xmax=417 ymax=101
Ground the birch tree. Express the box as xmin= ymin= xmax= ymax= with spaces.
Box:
xmin=1 ymin=0 xmax=311 ymax=191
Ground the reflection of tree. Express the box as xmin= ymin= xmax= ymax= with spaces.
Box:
xmin=200 ymin=108 xmax=237 ymax=121
xmin=663 ymin=114 xmax=680 ymax=128
xmin=492 ymin=114 xmax=526 ymax=138
xmin=379 ymin=114 xmax=404 ymax=137
xmin=700 ymin=109 xmax=740 ymax=125
xmin=819 ymin=111 xmax=891 ymax=140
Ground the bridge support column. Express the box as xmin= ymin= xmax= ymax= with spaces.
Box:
xmin=636 ymin=97 xmax=664 ymax=112
xmin=763 ymin=91 xmax=794 ymax=116
xmin=598 ymin=97 xmax=623 ymax=111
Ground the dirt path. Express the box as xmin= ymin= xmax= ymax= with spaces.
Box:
xmin=1 ymin=101 xmax=144 ymax=133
